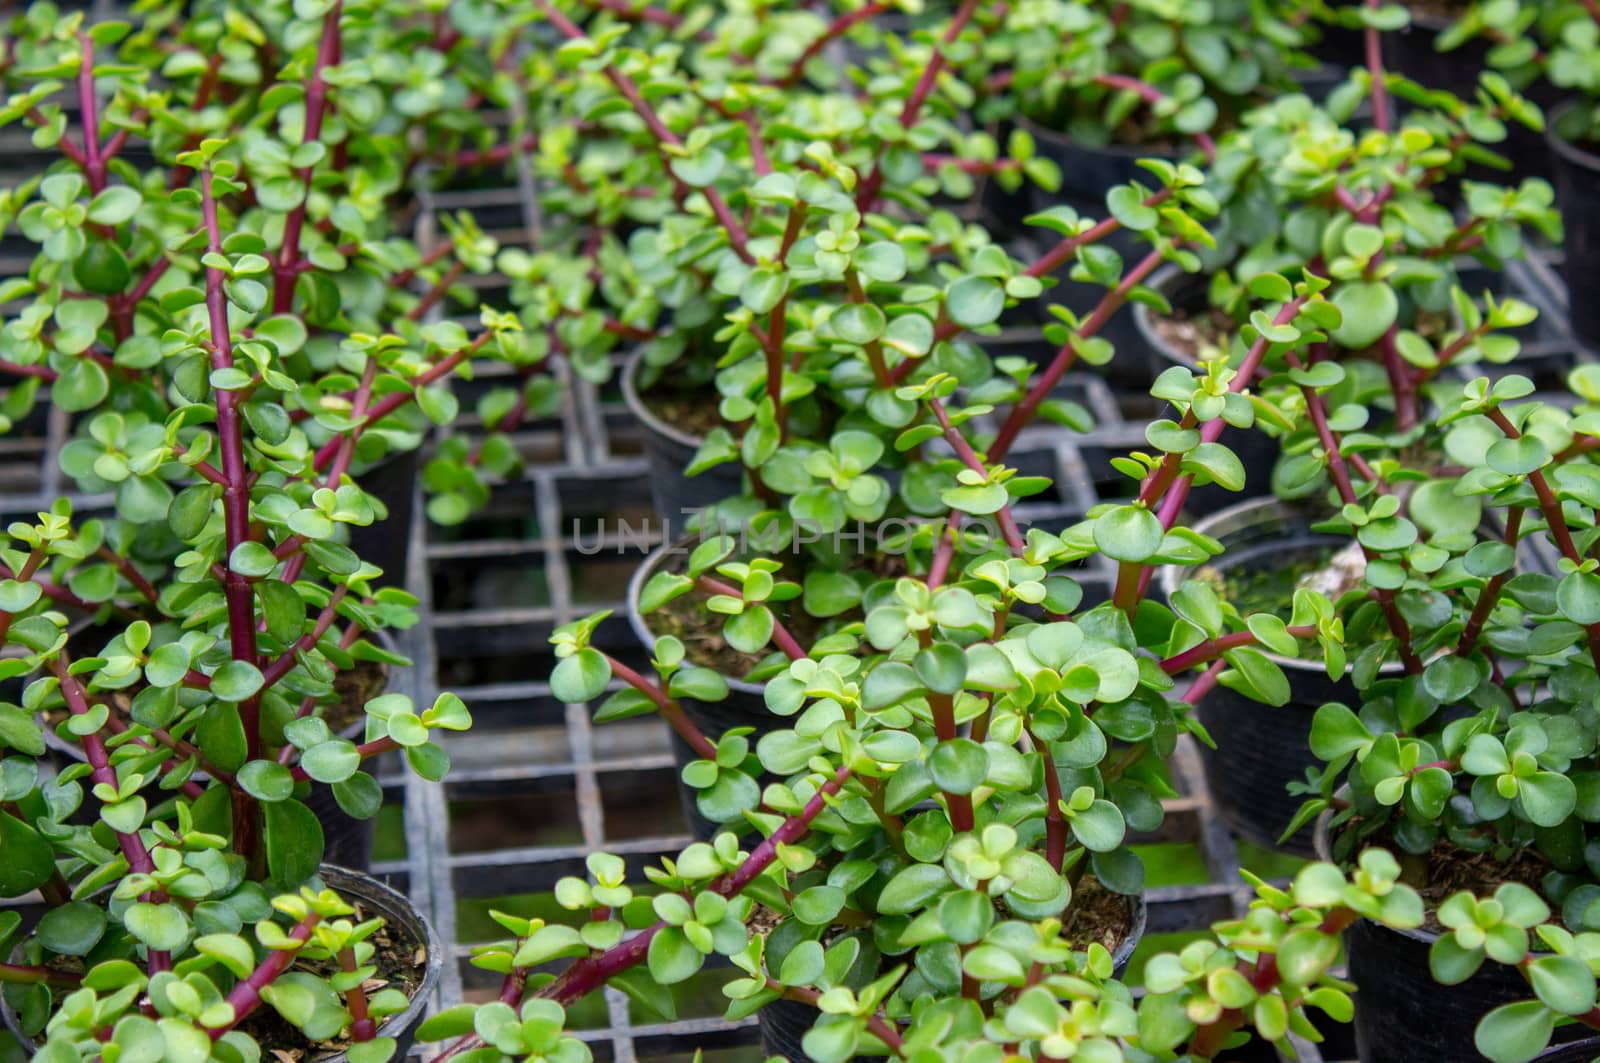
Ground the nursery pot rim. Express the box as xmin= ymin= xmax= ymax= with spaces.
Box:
xmin=1546 ymin=102 xmax=1600 ymax=174
xmin=626 ymin=534 xmax=766 ymax=697
xmin=1158 ymin=496 xmax=1406 ymax=678
xmin=0 ymin=864 xmax=442 ymax=1060
xmin=1133 ymin=263 xmax=1201 ymax=371
xmin=621 ymin=347 xmax=705 ymax=451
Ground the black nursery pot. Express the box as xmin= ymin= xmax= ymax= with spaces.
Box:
xmin=1549 ymin=109 xmax=1600 ymax=350
xmin=1134 ymin=265 xmax=1280 ymax=510
xmin=757 ymin=894 xmax=1148 ymax=1063
xmin=1160 ymin=499 xmax=1369 ymax=857
xmin=626 ymin=536 xmax=774 ymax=841
xmin=621 ymin=350 xmax=746 ymax=526
xmin=1312 ymin=823 xmax=1585 ymax=1063
xmin=348 ymin=448 xmax=419 ymax=589
xmin=0 ymin=865 xmax=441 ymax=1062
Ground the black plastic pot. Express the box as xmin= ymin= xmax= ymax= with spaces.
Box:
xmin=0 ymin=865 xmax=440 ymax=1061
xmin=1312 ymin=822 xmax=1584 ymax=1063
xmin=621 ymin=350 xmax=746 ymax=525
xmin=349 ymin=448 xmax=418 ymax=589
xmin=1549 ymin=109 xmax=1600 ymax=349
xmin=1536 ymin=1039 xmax=1600 ymax=1062
xmin=1161 ymin=499 xmax=1379 ymax=856
xmin=1134 ymin=265 xmax=1281 ymax=510
xmin=757 ymin=893 xmax=1148 ymax=1063
xmin=626 ymin=536 xmax=774 ymax=841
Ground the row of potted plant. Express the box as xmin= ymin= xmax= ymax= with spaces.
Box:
xmin=0 ymin=0 xmax=1597 ymax=1061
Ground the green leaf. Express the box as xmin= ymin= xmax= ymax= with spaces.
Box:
xmin=1519 ymin=771 xmax=1577 ymax=827
xmin=144 ymin=643 xmax=192 ymax=688
xmin=1527 ymin=955 xmax=1596 ymax=1015
xmin=87 ymin=186 xmax=141 ymax=225
xmin=1093 ymin=506 xmax=1162 ymax=563
xmin=1558 ymin=571 xmax=1600 ymax=625
xmin=263 ymin=799 xmax=324 ymax=887
xmin=945 ymin=276 xmax=1004 ymax=329
xmin=646 ymin=926 xmax=702 ymax=984
xmin=238 ymin=760 xmax=295 ymax=802
xmin=1106 ymin=186 xmax=1158 ymax=230
xmin=1329 ymin=282 xmax=1398 ymax=350
xmin=1474 ymin=1001 xmax=1554 ymax=1063
xmin=211 ymin=660 xmax=264 ymax=702
xmin=877 ymin=864 xmax=951 ymax=915
xmin=230 ymin=541 xmax=279 ymax=578
xmin=928 ymin=739 xmax=988 ymax=795
xmin=832 ymin=303 xmax=886 ymax=344
xmin=301 ymin=740 xmax=360 ymax=784
xmin=1487 ymin=436 xmax=1551 ymax=477
xmin=54 ymin=359 xmax=109 ymax=413
xmin=550 ymin=648 xmax=610 ymax=703
xmin=1068 ymin=799 xmax=1125 ymax=852
xmin=35 ymin=902 xmax=106 ymax=956
xmin=123 ymin=902 xmax=190 ymax=952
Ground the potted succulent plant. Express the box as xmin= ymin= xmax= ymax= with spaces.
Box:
xmin=0 ymin=5 xmax=500 ymax=1058
xmin=1416 ymin=0 xmax=1600 ymax=346
xmin=430 ymin=323 xmax=1432 ymax=1058
xmin=1140 ymin=26 xmax=1557 ymax=853
xmin=1288 ymin=366 xmax=1600 ymax=1062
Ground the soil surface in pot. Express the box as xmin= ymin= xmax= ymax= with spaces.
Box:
xmin=1196 ymin=538 xmax=1375 ymax=636
xmin=236 ymin=891 xmax=429 ymax=1061
xmin=651 ymin=547 xmax=906 ymax=677
xmin=1151 ymin=306 xmax=1450 ymax=363
xmin=1411 ymin=840 xmax=1556 ymax=934
xmin=1060 ymin=876 xmax=1138 ymax=956
xmin=1405 ymin=0 xmax=1468 ymax=17
xmin=641 ymin=379 xmax=726 ymax=441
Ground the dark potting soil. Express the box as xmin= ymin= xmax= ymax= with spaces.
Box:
xmin=1412 ymin=840 xmax=1555 ymax=934
xmin=1060 ymin=876 xmax=1137 ymax=956
xmin=236 ymin=895 xmax=428 ymax=1061
xmin=1151 ymin=306 xmax=1451 ymax=361
xmin=641 ymin=387 xmax=726 ymax=442
xmin=1196 ymin=544 xmax=1340 ymax=621
xmin=1405 ymin=0 xmax=1469 ymax=18
xmin=1151 ymin=307 xmax=1236 ymax=361
xmin=326 ymin=658 xmax=390 ymax=734
xmin=651 ymin=548 xmax=906 ymax=678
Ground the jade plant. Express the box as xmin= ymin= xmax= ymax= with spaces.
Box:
xmin=1432 ymin=0 xmax=1600 ymax=146
xmin=974 ymin=0 xmax=1316 ymax=153
xmin=1162 ymin=60 xmax=1556 ymax=491
xmin=0 ymin=0 xmax=543 ymax=526
xmin=435 ymin=260 xmax=1502 ymax=1059
xmin=415 ymin=846 xmax=1426 ymax=1063
xmin=1295 ymin=367 xmax=1600 ymax=1062
xmin=0 ymin=1 xmax=512 ymax=1057
xmin=424 ymin=0 xmax=1233 ymax=544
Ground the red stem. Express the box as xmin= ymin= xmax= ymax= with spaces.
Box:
xmin=782 ymin=3 xmax=890 ymax=85
xmin=855 ymin=0 xmax=981 ymax=211
xmin=207 ymin=914 xmax=322 ymax=1038
xmin=275 ymin=2 xmax=343 ymax=312
xmin=991 ymin=248 xmax=1165 ymax=461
